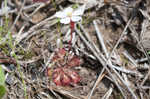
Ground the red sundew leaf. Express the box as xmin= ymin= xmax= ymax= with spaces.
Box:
xmin=67 ymin=56 xmax=81 ymax=67
xmin=66 ymin=70 xmax=80 ymax=84
xmin=52 ymin=68 xmax=61 ymax=78
xmin=57 ymin=48 xmax=66 ymax=58
xmin=52 ymin=68 xmax=63 ymax=86
xmin=61 ymin=73 xmax=71 ymax=85
xmin=51 ymin=54 xmax=59 ymax=62
xmin=33 ymin=0 xmax=49 ymax=3
xmin=53 ymin=74 xmax=62 ymax=86
xmin=46 ymin=68 xmax=52 ymax=76
xmin=52 ymin=68 xmax=81 ymax=86
xmin=70 ymin=71 xmax=80 ymax=84
xmin=52 ymin=48 xmax=66 ymax=62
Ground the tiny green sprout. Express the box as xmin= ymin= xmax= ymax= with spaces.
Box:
xmin=56 ymin=18 xmax=61 ymax=23
xmin=148 ymin=51 xmax=150 ymax=54
xmin=72 ymin=4 xmax=78 ymax=9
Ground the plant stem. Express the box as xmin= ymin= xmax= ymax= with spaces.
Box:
xmin=8 ymin=31 xmax=27 ymax=99
xmin=69 ymin=21 xmax=75 ymax=48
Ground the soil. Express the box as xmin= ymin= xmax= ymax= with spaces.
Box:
xmin=1 ymin=0 xmax=150 ymax=99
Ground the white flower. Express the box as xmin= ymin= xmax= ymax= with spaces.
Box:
xmin=55 ymin=4 xmax=86 ymax=24
xmin=0 ymin=2 xmax=10 ymax=15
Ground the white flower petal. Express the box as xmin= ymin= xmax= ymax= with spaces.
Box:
xmin=71 ymin=16 xmax=82 ymax=22
xmin=60 ymin=17 xmax=71 ymax=24
xmin=0 ymin=7 xmax=11 ymax=15
xmin=72 ymin=4 xmax=86 ymax=16
xmin=57 ymin=38 xmax=62 ymax=48
xmin=64 ymin=7 xmax=73 ymax=14
xmin=55 ymin=11 xmax=67 ymax=18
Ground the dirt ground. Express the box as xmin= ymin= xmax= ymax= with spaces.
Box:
xmin=1 ymin=0 xmax=150 ymax=99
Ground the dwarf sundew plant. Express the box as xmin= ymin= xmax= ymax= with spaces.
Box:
xmin=47 ymin=47 xmax=82 ymax=86
xmin=46 ymin=5 xmax=85 ymax=86
xmin=55 ymin=5 xmax=86 ymax=46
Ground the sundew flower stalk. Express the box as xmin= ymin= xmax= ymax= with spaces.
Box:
xmin=55 ymin=4 xmax=86 ymax=47
xmin=70 ymin=21 xmax=75 ymax=45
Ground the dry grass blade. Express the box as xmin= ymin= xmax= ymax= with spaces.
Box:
xmin=77 ymin=18 xmax=138 ymax=98
xmin=2 ymin=0 xmax=150 ymax=98
xmin=87 ymin=68 xmax=106 ymax=99
xmin=50 ymin=86 xmax=81 ymax=99
xmin=75 ymin=25 xmax=126 ymax=98
xmin=10 ymin=0 xmax=25 ymax=31
xmin=129 ymin=21 xmax=150 ymax=86
xmin=107 ymin=18 xmax=132 ymax=63
xmin=93 ymin=20 xmax=109 ymax=57
xmin=102 ymin=86 xmax=113 ymax=99
xmin=123 ymin=50 xmax=138 ymax=67
xmin=0 ymin=3 xmax=42 ymax=16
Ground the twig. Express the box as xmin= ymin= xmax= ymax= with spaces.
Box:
xmin=102 ymin=86 xmax=113 ymax=99
xmin=123 ymin=50 xmax=138 ymax=67
xmin=140 ymin=9 xmax=150 ymax=21
xmin=129 ymin=22 xmax=150 ymax=86
xmin=15 ymin=25 xmax=26 ymax=44
xmin=29 ymin=3 xmax=45 ymax=17
xmin=17 ymin=18 xmax=57 ymax=44
xmin=10 ymin=0 xmax=26 ymax=31
xmin=93 ymin=20 xmax=108 ymax=57
xmin=78 ymin=23 xmax=138 ymax=99
xmin=75 ymin=26 xmax=127 ymax=99
xmin=77 ymin=20 xmax=139 ymax=98
xmin=0 ymin=3 xmax=42 ymax=16
xmin=87 ymin=67 xmax=105 ymax=99
xmin=107 ymin=18 xmax=132 ymax=63
xmin=79 ymin=23 xmax=101 ymax=54
xmin=139 ymin=21 xmax=150 ymax=86
xmin=135 ymin=57 xmax=148 ymax=63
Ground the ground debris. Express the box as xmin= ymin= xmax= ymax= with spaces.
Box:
xmin=1 ymin=0 xmax=150 ymax=99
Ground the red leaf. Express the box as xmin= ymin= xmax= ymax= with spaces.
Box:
xmin=66 ymin=70 xmax=80 ymax=84
xmin=52 ymin=48 xmax=66 ymax=62
xmin=53 ymin=74 xmax=62 ymax=86
xmin=61 ymin=73 xmax=71 ymax=85
xmin=52 ymin=55 xmax=59 ymax=62
xmin=52 ymin=68 xmax=62 ymax=86
xmin=70 ymin=71 xmax=80 ymax=83
xmin=67 ymin=56 xmax=81 ymax=67
xmin=57 ymin=48 xmax=66 ymax=58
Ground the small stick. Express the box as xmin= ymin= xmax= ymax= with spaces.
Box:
xmin=93 ymin=20 xmax=108 ymax=57
xmin=10 ymin=0 xmax=26 ymax=31
xmin=123 ymin=50 xmax=138 ymax=67
xmin=0 ymin=3 xmax=42 ymax=16
xmin=102 ymin=86 xmax=113 ymax=99
xmin=129 ymin=22 xmax=150 ymax=86
xmin=75 ymin=26 xmax=126 ymax=99
xmin=87 ymin=67 xmax=106 ymax=99
xmin=77 ymin=22 xmax=138 ymax=99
